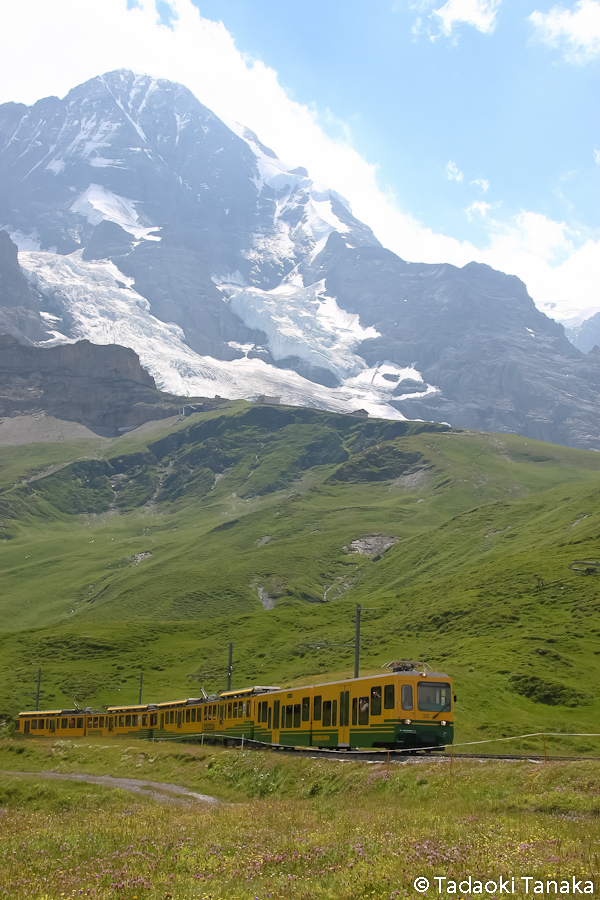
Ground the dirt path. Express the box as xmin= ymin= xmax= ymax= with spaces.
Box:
xmin=1 ymin=770 xmax=219 ymax=805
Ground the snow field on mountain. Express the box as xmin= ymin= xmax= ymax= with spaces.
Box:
xmin=70 ymin=184 xmax=162 ymax=241
xmin=18 ymin=250 xmax=410 ymax=419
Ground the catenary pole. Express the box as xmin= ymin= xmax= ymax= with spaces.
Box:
xmin=354 ymin=604 xmax=361 ymax=678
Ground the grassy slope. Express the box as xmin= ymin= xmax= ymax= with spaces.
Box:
xmin=0 ymin=402 xmax=599 ymax=750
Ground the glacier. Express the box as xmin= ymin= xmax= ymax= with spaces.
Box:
xmin=19 ymin=249 xmax=433 ymax=419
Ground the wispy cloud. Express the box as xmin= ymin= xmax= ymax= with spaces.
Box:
xmin=471 ymin=177 xmax=490 ymax=193
xmin=530 ymin=0 xmax=600 ymax=63
xmin=465 ymin=200 xmax=494 ymax=218
xmin=595 ymin=148 xmax=600 ymax=164
xmin=399 ymin=0 xmax=501 ymax=40
xmin=446 ymin=160 xmax=464 ymax=181
xmin=433 ymin=0 xmax=502 ymax=35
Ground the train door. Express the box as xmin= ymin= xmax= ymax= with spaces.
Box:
xmin=338 ymin=689 xmax=350 ymax=746
xmin=24 ymin=719 xmax=30 ymax=735
xmin=49 ymin=718 xmax=56 ymax=734
xmin=271 ymin=698 xmax=280 ymax=744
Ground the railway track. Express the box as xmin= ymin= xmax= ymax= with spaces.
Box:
xmin=195 ymin=736 xmax=600 ymax=764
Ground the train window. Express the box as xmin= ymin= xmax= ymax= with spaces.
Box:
xmin=69 ymin=718 xmax=76 ymax=729
xmin=212 ymin=705 xmax=217 ymax=718
xmin=293 ymin=704 xmax=301 ymax=728
xmin=125 ymin=715 xmax=131 ymax=727
xmin=170 ymin=711 xmax=175 ymax=725
xmin=371 ymin=686 xmax=382 ymax=717
xmin=87 ymin=717 xmax=93 ymax=727
xmin=142 ymin=715 xmax=147 ymax=726
xmin=204 ymin=706 xmax=208 ymax=721
xmin=332 ymin=699 xmax=337 ymax=727
xmin=273 ymin=700 xmax=280 ymax=729
xmin=160 ymin=713 xmax=165 ymax=729
xmin=238 ymin=701 xmax=243 ymax=717
xmin=228 ymin=703 xmax=232 ymax=718
xmin=417 ymin=682 xmax=451 ymax=712
xmin=119 ymin=715 xmax=125 ymax=727
xmin=76 ymin=718 xmax=83 ymax=728
xmin=285 ymin=705 xmax=293 ymax=729
xmin=384 ymin=684 xmax=395 ymax=709
xmin=61 ymin=718 xmax=67 ymax=728
xmin=302 ymin=697 xmax=310 ymax=721
xmin=267 ymin=706 xmax=272 ymax=729
xmin=150 ymin=713 xmax=157 ymax=727
xmin=93 ymin=717 xmax=98 ymax=728
xmin=100 ymin=716 xmax=105 ymax=727
xmin=352 ymin=698 xmax=357 ymax=726
xmin=177 ymin=711 xmax=182 ymax=727
xmin=322 ymin=701 xmax=331 ymax=727
xmin=31 ymin=719 xmax=38 ymax=730
xmin=401 ymin=684 xmax=413 ymax=710
xmin=358 ymin=697 xmax=369 ymax=726
xmin=191 ymin=708 xmax=196 ymax=723
xmin=313 ymin=695 xmax=322 ymax=721
xmin=186 ymin=709 xmax=190 ymax=723
xmin=14 ymin=720 xmax=20 ymax=730
xmin=233 ymin=702 xmax=238 ymax=719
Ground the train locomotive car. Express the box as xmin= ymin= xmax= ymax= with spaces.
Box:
xmin=14 ymin=663 xmax=454 ymax=751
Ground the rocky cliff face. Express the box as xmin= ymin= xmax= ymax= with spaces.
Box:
xmin=0 ymin=334 xmax=199 ymax=431
xmin=0 ymin=231 xmax=53 ymax=344
xmin=0 ymin=70 xmax=598 ymax=448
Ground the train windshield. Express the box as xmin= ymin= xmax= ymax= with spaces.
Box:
xmin=417 ymin=682 xmax=451 ymax=712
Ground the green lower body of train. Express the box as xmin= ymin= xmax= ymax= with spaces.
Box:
xmin=80 ymin=720 xmax=452 ymax=750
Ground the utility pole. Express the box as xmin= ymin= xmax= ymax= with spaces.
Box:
xmin=354 ymin=604 xmax=361 ymax=678
xmin=354 ymin=604 xmax=375 ymax=678
xmin=35 ymin=668 xmax=41 ymax=711
xmin=227 ymin=643 xmax=233 ymax=691
xmin=138 ymin=670 xmax=143 ymax=705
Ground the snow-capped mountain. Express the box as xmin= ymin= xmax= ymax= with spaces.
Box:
xmin=1 ymin=70 xmax=599 ymax=447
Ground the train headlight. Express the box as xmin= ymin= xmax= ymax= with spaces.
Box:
xmin=440 ymin=720 xmax=448 ymax=726
xmin=403 ymin=718 xmax=412 ymax=725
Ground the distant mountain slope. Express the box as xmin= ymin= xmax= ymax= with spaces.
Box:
xmin=0 ymin=70 xmax=599 ymax=447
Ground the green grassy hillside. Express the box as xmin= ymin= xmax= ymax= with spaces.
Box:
xmin=1 ymin=401 xmax=599 ymax=750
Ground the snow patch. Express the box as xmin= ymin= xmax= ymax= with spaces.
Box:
xmin=70 ymin=184 xmax=161 ymax=241
xmin=1 ymin=226 xmax=41 ymax=251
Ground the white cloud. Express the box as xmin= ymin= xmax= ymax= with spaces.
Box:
xmin=594 ymin=148 xmax=600 ymax=164
xmin=530 ymin=0 xmax=600 ymax=63
xmin=465 ymin=200 xmax=494 ymax=218
xmin=446 ymin=160 xmax=464 ymax=181
xmin=0 ymin=0 xmax=597 ymax=327
xmin=433 ymin=0 xmax=501 ymax=35
xmin=471 ymin=177 xmax=490 ymax=193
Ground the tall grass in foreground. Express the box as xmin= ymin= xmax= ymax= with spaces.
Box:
xmin=0 ymin=750 xmax=599 ymax=900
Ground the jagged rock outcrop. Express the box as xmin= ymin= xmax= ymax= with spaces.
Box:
xmin=0 ymin=334 xmax=208 ymax=431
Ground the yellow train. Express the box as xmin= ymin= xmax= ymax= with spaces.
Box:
xmin=14 ymin=663 xmax=454 ymax=751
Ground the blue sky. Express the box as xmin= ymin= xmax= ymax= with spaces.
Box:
xmin=190 ymin=0 xmax=598 ymax=248
xmin=0 ymin=0 xmax=598 ymax=324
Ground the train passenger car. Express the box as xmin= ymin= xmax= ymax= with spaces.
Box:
xmin=13 ymin=710 xmax=86 ymax=738
xmin=251 ymin=664 xmax=454 ymax=751
xmin=14 ymin=663 xmax=453 ymax=751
